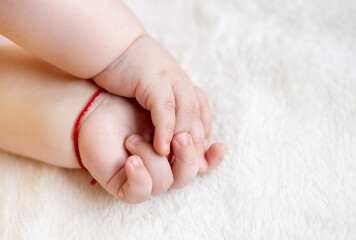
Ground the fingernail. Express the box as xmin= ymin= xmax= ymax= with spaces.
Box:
xmin=130 ymin=156 xmax=142 ymax=168
xmin=199 ymin=156 xmax=208 ymax=170
xmin=176 ymin=133 xmax=190 ymax=146
xmin=129 ymin=135 xmax=143 ymax=145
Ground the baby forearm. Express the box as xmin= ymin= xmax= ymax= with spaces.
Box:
xmin=0 ymin=0 xmax=145 ymax=78
xmin=0 ymin=44 xmax=97 ymax=168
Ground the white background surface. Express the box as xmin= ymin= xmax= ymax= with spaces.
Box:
xmin=0 ymin=0 xmax=355 ymax=239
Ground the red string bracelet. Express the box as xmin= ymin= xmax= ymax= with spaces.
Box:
xmin=73 ymin=89 xmax=103 ymax=185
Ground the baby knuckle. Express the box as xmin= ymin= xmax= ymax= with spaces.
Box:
xmin=160 ymin=100 xmax=175 ymax=113
xmin=153 ymin=69 xmax=170 ymax=79
xmin=193 ymin=108 xmax=201 ymax=120
xmin=193 ymin=137 xmax=205 ymax=148
xmin=164 ymin=124 xmax=175 ymax=133
xmin=180 ymin=103 xmax=198 ymax=117
xmin=183 ymin=155 xmax=198 ymax=166
xmin=147 ymin=69 xmax=174 ymax=85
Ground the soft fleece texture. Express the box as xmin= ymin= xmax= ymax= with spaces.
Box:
xmin=0 ymin=0 xmax=355 ymax=239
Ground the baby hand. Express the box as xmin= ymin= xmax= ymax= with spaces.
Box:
xmin=78 ymin=92 xmax=226 ymax=204
xmin=93 ymin=34 xmax=206 ymax=159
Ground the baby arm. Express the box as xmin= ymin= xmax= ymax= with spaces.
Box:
xmin=0 ymin=44 xmax=98 ymax=167
xmin=0 ymin=0 xmax=209 ymax=159
xmin=0 ymin=0 xmax=144 ymax=78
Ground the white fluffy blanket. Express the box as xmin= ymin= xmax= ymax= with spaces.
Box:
xmin=0 ymin=0 xmax=355 ymax=239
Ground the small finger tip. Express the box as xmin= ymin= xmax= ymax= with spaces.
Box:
xmin=160 ymin=141 xmax=171 ymax=156
xmin=156 ymin=147 xmax=170 ymax=157
xmin=126 ymin=135 xmax=143 ymax=145
xmin=129 ymin=156 xmax=143 ymax=169
xmin=153 ymin=138 xmax=171 ymax=156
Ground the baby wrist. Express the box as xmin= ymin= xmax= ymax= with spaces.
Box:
xmin=73 ymin=89 xmax=110 ymax=172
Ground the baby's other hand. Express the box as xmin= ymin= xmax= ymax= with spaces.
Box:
xmin=78 ymin=92 xmax=226 ymax=204
xmin=78 ymin=94 xmax=173 ymax=203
